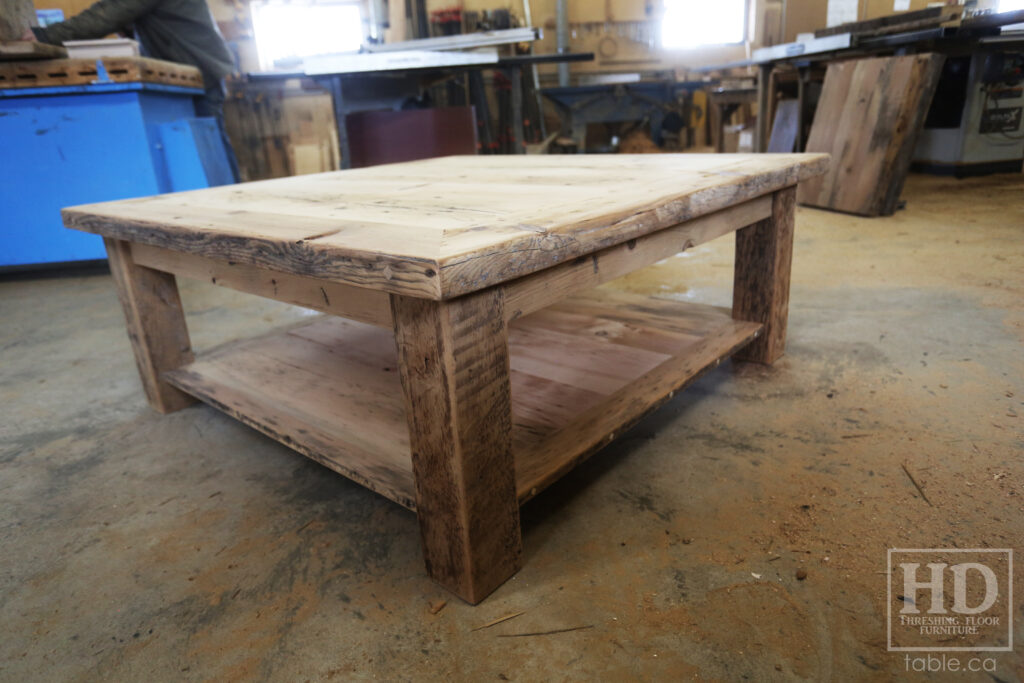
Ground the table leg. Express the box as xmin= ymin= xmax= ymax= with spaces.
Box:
xmin=391 ymin=288 xmax=522 ymax=604
xmin=324 ymin=75 xmax=352 ymax=170
xmin=796 ymin=66 xmax=808 ymax=152
xmin=104 ymin=238 xmax=195 ymax=413
xmin=508 ymin=67 xmax=525 ymax=154
xmin=570 ymin=115 xmax=587 ymax=153
xmin=755 ymin=63 xmax=773 ymax=153
xmin=710 ymin=101 xmax=722 ymax=153
xmin=732 ymin=186 xmax=796 ymax=364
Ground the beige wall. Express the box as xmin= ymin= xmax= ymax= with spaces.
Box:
xmin=783 ymin=0 xmax=828 ymax=41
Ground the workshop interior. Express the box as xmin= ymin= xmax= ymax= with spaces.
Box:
xmin=1 ymin=0 xmax=1022 ymax=679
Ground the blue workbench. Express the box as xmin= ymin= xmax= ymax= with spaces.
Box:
xmin=1 ymin=81 xmax=234 ymax=268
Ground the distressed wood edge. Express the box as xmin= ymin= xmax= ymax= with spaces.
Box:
xmin=130 ymin=243 xmax=393 ymax=327
xmin=65 ymin=155 xmax=829 ymax=302
xmin=502 ymin=195 xmax=772 ymax=321
xmin=64 ymin=208 xmax=445 ymax=300
xmin=436 ymin=156 xmax=830 ymax=299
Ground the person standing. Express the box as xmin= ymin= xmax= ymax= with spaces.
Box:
xmin=26 ymin=0 xmax=239 ymax=177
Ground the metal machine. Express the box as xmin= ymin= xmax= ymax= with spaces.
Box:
xmin=913 ymin=51 xmax=1024 ymax=176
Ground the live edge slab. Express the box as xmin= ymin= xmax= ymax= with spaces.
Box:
xmin=63 ymin=154 xmax=828 ymax=604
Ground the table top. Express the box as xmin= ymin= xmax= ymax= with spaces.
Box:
xmin=63 ymin=153 xmax=828 ymax=299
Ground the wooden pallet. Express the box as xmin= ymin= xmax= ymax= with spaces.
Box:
xmin=0 ymin=56 xmax=202 ymax=89
xmin=164 ymin=291 xmax=763 ymax=511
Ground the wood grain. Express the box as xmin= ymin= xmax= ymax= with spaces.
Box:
xmin=503 ymin=195 xmax=771 ymax=321
xmin=732 ymin=186 xmax=796 ymax=364
xmin=798 ymin=54 xmax=944 ymax=216
xmin=515 ymin=308 xmax=762 ymax=502
xmin=63 ymin=154 xmax=829 ymax=299
xmin=131 ymin=243 xmax=392 ymax=327
xmin=164 ymin=318 xmax=416 ymax=508
xmin=0 ymin=56 xmax=202 ymax=89
xmin=391 ymin=289 xmax=522 ymax=604
xmin=159 ymin=292 xmax=763 ymax=510
xmin=104 ymin=238 xmax=195 ymax=413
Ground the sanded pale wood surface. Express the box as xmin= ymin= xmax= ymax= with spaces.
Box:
xmin=163 ymin=291 xmax=762 ymax=511
xmin=64 ymin=154 xmax=828 ymax=300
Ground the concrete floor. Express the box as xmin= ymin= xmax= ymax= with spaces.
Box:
xmin=1 ymin=173 xmax=1022 ymax=681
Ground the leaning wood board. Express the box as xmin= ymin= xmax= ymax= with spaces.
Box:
xmin=798 ymin=54 xmax=944 ymax=217
xmin=0 ymin=56 xmax=202 ymax=88
xmin=163 ymin=291 xmax=763 ymax=510
xmin=64 ymin=154 xmax=829 ymax=300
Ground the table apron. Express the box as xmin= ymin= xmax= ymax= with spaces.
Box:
xmin=501 ymin=193 xmax=772 ymax=321
xmin=130 ymin=242 xmax=394 ymax=328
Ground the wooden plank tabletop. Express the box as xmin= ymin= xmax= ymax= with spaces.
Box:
xmin=63 ymin=154 xmax=828 ymax=299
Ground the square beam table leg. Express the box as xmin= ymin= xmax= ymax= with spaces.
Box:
xmin=732 ymin=186 xmax=797 ymax=364
xmin=104 ymin=237 xmax=196 ymax=413
xmin=391 ymin=288 xmax=523 ymax=604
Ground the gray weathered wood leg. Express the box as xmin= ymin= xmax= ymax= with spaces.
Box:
xmin=390 ymin=288 xmax=523 ymax=604
xmin=104 ymin=238 xmax=196 ymax=413
xmin=732 ymin=186 xmax=797 ymax=364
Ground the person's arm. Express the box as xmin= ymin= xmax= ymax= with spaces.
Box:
xmin=31 ymin=0 xmax=160 ymax=44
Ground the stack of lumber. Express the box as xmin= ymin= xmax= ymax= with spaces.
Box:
xmin=223 ymin=82 xmax=341 ymax=181
xmin=797 ymin=53 xmax=944 ymax=217
xmin=814 ymin=6 xmax=962 ymax=38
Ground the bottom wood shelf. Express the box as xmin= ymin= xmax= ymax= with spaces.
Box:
xmin=164 ymin=290 xmax=763 ymax=511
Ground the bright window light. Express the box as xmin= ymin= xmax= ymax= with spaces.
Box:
xmin=998 ymin=0 xmax=1024 ymax=11
xmin=251 ymin=2 xmax=363 ymax=70
xmin=661 ymin=0 xmax=746 ymax=49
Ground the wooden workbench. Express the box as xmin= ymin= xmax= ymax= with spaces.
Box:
xmin=63 ymin=153 xmax=828 ymax=603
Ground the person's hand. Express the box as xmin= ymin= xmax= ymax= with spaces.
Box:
xmin=20 ymin=27 xmax=37 ymax=41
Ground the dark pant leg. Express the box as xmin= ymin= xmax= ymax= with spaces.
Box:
xmin=195 ymin=80 xmax=241 ymax=183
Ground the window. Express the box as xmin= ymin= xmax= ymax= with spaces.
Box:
xmin=251 ymin=2 xmax=364 ymax=71
xmin=661 ymin=0 xmax=746 ymax=49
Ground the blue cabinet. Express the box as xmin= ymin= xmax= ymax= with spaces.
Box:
xmin=1 ymin=82 xmax=234 ymax=268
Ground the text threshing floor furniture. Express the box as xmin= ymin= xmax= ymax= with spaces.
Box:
xmin=62 ymin=154 xmax=828 ymax=603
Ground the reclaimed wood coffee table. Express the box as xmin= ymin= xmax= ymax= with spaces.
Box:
xmin=64 ymin=154 xmax=828 ymax=603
